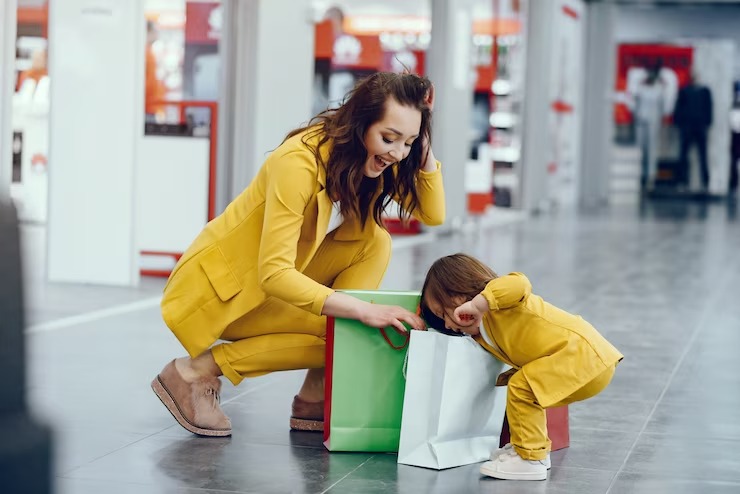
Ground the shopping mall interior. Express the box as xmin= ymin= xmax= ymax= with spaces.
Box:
xmin=2 ymin=0 xmax=740 ymax=493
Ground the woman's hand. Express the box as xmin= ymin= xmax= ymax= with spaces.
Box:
xmin=400 ymin=70 xmax=436 ymax=170
xmin=358 ymin=303 xmax=426 ymax=333
xmin=322 ymin=292 xmax=426 ymax=333
xmin=421 ymin=82 xmax=437 ymax=171
xmin=424 ymin=82 xmax=435 ymax=111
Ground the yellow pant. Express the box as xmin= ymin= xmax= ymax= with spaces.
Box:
xmin=507 ymin=364 xmax=616 ymax=460
xmin=211 ymin=227 xmax=391 ymax=385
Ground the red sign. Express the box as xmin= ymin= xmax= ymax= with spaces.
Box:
xmin=615 ymin=44 xmax=693 ymax=125
xmin=185 ymin=2 xmax=221 ymax=45
xmin=331 ymin=35 xmax=383 ymax=71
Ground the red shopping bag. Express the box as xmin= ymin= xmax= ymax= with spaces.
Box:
xmin=499 ymin=406 xmax=570 ymax=451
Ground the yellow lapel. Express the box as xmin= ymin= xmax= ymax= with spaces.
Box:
xmin=297 ymin=160 xmax=332 ymax=272
xmin=298 ymin=137 xmax=379 ymax=272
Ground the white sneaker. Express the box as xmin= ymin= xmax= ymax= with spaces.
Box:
xmin=480 ymin=450 xmax=548 ymax=481
xmin=490 ymin=443 xmax=551 ymax=469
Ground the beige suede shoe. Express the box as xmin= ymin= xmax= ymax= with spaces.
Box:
xmin=151 ymin=360 xmax=232 ymax=437
xmin=289 ymin=395 xmax=324 ymax=432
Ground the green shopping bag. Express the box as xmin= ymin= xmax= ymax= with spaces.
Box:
xmin=323 ymin=290 xmax=420 ymax=452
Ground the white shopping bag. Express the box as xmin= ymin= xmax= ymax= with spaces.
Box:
xmin=397 ymin=330 xmax=508 ymax=470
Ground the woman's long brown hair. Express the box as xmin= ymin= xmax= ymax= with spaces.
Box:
xmin=284 ymin=72 xmax=433 ymax=226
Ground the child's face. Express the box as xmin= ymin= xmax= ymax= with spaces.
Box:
xmin=424 ymin=296 xmax=480 ymax=336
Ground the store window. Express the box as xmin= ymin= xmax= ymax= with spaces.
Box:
xmin=144 ymin=0 xmax=222 ymax=136
xmin=12 ymin=0 xmax=50 ymax=223
xmin=311 ymin=1 xmax=527 ymax=209
xmin=139 ymin=1 xmax=223 ymax=275
xmin=312 ymin=6 xmax=430 ymax=115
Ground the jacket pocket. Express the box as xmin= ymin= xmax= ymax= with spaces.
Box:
xmin=199 ymin=246 xmax=242 ymax=302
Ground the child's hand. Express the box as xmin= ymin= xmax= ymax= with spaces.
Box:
xmin=453 ymin=300 xmax=483 ymax=328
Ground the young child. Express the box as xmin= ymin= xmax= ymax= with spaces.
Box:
xmin=420 ymin=254 xmax=623 ymax=481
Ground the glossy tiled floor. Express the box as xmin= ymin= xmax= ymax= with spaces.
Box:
xmin=22 ymin=197 xmax=740 ymax=493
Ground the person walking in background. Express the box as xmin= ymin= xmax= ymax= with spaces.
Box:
xmin=151 ymin=72 xmax=444 ymax=437
xmin=634 ymin=68 xmax=665 ymax=190
xmin=674 ymin=73 xmax=713 ymax=192
xmin=729 ymin=94 xmax=740 ymax=197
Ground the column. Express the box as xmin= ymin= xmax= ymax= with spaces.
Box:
xmin=520 ymin=0 xmax=587 ymax=211
xmin=218 ymin=0 xmax=316 ymax=206
xmin=426 ymin=0 xmax=475 ymax=228
xmin=580 ymin=2 xmax=616 ymax=209
xmin=0 ymin=0 xmax=17 ymax=202
xmin=47 ymin=0 xmax=144 ymax=285
xmin=519 ymin=0 xmax=553 ymax=211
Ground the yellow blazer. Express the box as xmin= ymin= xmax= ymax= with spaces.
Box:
xmin=161 ymin=128 xmax=445 ymax=357
xmin=473 ymin=273 xmax=623 ymax=408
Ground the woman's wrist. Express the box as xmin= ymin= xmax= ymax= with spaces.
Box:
xmin=422 ymin=148 xmax=437 ymax=172
xmin=323 ymin=292 xmax=365 ymax=320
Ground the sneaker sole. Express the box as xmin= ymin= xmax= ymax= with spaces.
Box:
xmin=289 ymin=417 xmax=323 ymax=432
xmin=480 ymin=463 xmax=547 ymax=481
xmin=151 ymin=376 xmax=232 ymax=437
xmin=491 ymin=451 xmax=551 ymax=470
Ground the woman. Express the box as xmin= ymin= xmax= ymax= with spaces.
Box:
xmin=151 ymin=72 xmax=445 ymax=436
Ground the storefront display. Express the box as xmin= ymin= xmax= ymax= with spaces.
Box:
xmin=312 ymin=1 xmax=529 ymax=210
xmin=613 ymin=41 xmax=733 ymax=195
xmin=12 ymin=1 xmax=49 ymax=222
xmin=143 ymin=0 xmax=221 ymax=128
xmin=614 ymin=44 xmax=694 ymax=143
xmin=140 ymin=1 xmax=222 ymax=275
xmin=487 ymin=27 xmax=527 ymax=208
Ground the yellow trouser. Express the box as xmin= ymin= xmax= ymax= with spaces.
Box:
xmin=211 ymin=227 xmax=391 ymax=385
xmin=507 ymin=364 xmax=617 ymax=460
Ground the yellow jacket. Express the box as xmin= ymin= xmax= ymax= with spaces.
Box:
xmin=473 ymin=273 xmax=623 ymax=408
xmin=161 ymin=128 xmax=446 ymax=357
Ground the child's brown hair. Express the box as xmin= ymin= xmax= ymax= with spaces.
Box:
xmin=420 ymin=253 xmax=498 ymax=317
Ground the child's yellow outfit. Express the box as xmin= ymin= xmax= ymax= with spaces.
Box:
xmin=473 ymin=272 xmax=623 ymax=461
xmin=160 ymin=129 xmax=445 ymax=385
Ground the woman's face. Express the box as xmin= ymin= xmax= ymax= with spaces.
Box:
xmin=362 ymin=98 xmax=422 ymax=178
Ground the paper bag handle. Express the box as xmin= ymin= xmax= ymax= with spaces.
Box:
xmin=380 ymin=327 xmax=410 ymax=350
